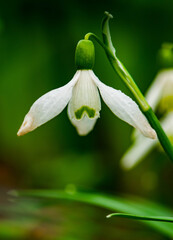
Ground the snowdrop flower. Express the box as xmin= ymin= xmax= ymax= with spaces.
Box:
xmin=17 ymin=40 xmax=156 ymax=138
xmin=145 ymin=69 xmax=173 ymax=113
xmin=121 ymin=69 xmax=173 ymax=169
xmin=121 ymin=112 xmax=173 ymax=169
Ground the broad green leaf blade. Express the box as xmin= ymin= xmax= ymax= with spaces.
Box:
xmin=12 ymin=190 xmax=173 ymax=238
xmin=107 ymin=213 xmax=173 ymax=223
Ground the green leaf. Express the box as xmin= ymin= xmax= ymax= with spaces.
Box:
xmin=11 ymin=190 xmax=173 ymax=237
xmin=107 ymin=213 xmax=173 ymax=223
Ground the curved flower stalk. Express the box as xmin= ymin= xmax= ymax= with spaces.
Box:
xmin=121 ymin=69 xmax=173 ymax=169
xmin=17 ymin=40 xmax=156 ymax=138
xmin=98 ymin=11 xmax=173 ymax=162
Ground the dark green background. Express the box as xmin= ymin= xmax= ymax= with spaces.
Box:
xmin=0 ymin=0 xmax=173 ymax=239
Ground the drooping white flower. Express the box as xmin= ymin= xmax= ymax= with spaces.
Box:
xmin=121 ymin=69 xmax=173 ymax=170
xmin=145 ymin=69 xmax=173 ymax=112
xmin=17 ymin=40 xmax=156 ymax=138
xmin=121 ymin=112 xmax=173 ymax=169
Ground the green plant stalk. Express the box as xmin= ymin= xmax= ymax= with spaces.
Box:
xmin=144 ymin=108 xmax=173 ymax=160
xmin=84 ymin=13 xmax=173 ymax=161
xmin=104 ymin=50 xmax=173 ymax=160
xmin=85 ymin=32 xmax=149 ymax=110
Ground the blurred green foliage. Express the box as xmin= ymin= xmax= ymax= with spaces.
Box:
xmin=0 ymin=0 xmax=173 ymax=239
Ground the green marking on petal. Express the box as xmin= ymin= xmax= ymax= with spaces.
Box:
xmin=75 ymin=106 xmax=96 ymax=119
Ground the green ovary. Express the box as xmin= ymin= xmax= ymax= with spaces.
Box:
xmin=75 ymin=106 xmax=96 ymax=119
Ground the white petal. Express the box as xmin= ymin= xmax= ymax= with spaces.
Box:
xmin=121 ymin=111 xmax=173 ymax=170
xmin=67 ymin=70 xmax=101 ymax=135
xmin=161 ymin=111 xmax=173 ymax=135
xmin=90 ymin=71 xmax=156 ymax=139
xmin=145 ymin=70 xmax=173 ymax=111
xmin=17 ymin=71 xmax=80 ymax=136
xmin=121 ymin=136 xmax=157 ymax=170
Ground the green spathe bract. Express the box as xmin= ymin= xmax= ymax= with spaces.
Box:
xmin=75 ymin=106 xmax=96 ymax=119
xmin=75 ymin=40 xmax=95 ymax=70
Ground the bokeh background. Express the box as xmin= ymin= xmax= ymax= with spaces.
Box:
xmin=0 ymin=0 xmax=173 ymax=239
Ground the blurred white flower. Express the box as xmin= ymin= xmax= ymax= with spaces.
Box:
xmin=145 ymin=69 xmax=173 ymax=113
xmin=121 ymin=69 xmax=173 ymax=170
xmin=17 ymin=70 xmax=156 ymax=138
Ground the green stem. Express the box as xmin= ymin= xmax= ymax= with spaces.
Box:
xmin=102 ymin=12 xmax=173 ymax=161
xmin=85 ymin=33 xmax=149 ymax=111
xmin=84 ymin=13 xmax=173 ymax=162
xmin=145 ymin=108 xmax=173 ymax=161
xmin=107 ymin=55 xmax=150 ymax=111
